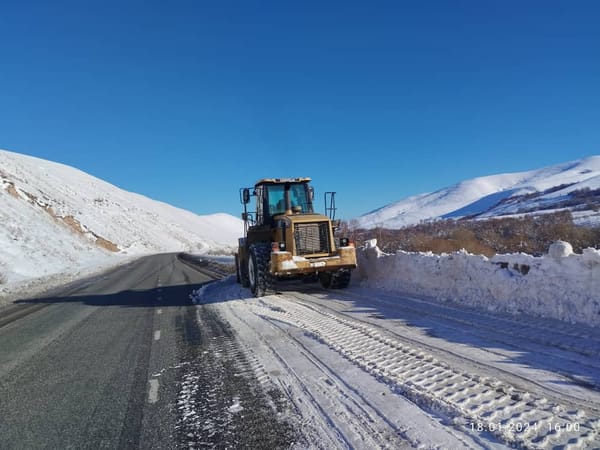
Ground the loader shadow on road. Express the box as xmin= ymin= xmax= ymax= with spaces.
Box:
xmin=12 ymin=282 xmax=210 ymax=309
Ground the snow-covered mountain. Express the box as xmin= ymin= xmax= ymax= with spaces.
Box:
xmin=357 ymin=156 xmax=600 ymax=229
xmin=0 ymin=149 xmax=243 ymax=286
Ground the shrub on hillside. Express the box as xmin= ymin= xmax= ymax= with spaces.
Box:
xmin=344 ymin=211 xmax=600 ymax=256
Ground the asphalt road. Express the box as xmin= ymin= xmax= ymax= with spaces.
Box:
xmin=6 ymin=253 xmax=598 ymax=448
xmin=0 ymin=253 xmax=295 ymax=450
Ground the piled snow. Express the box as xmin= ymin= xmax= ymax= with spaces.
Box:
xmin=548 ymin=240 xmax=574 ymax=258
xmin=357 ymin=240 xmax=600 ymax=327
xmin=0 ymin=149 xmax=243 ymax=295
xmin=357 ymin=156 xmax=600 ymax=228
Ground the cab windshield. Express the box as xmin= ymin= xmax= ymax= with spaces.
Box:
xmin=267 ymin=183 xmax=313 ymax=216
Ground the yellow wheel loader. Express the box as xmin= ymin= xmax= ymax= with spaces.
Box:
xmin=235 ymin=178 xmax=357 ymax=297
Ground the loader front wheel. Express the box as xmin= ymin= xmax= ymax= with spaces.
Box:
xmin=248 ymin=243 xmax=275 ymax=297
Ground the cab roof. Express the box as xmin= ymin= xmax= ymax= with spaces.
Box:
xmin=255 ymin=177 xmax=311 ymax=187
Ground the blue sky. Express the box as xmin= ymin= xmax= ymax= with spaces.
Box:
xmin=1 ymin=1 xmax=598 ymax=220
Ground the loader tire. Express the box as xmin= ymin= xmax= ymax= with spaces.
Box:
xmin=319 ymin=269 xmax=351 ymax=289
xmin=248 ymin=243 xmax=276 ymax=297
xmin=235 ymin=253 xmax=250 ymax=287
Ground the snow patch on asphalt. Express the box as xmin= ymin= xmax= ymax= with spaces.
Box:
xmin=190 ymin=275 xmax=248 ymax=305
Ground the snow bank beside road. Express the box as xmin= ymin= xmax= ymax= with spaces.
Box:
xmin=357 ymin=240 xmax=600 ymax=326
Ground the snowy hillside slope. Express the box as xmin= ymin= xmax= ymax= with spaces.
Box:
xmin=0 ymin=149 xmax=242 ymax=287
xmin=357 ymin=156 xmax=600 ymax=229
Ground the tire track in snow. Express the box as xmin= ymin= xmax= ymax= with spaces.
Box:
xmin=290 ymin=288 xmax=600 ymax=404
xmin=222 ymin=302 xmax=420 ymax=449
xmin=301 ymin=285 xmax=600 ymax=364
xmin=251 ymin=295 xmax=600 ymax=449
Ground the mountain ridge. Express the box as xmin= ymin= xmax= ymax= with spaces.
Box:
xmin=356 ymin=156 xmax=600 ymax=229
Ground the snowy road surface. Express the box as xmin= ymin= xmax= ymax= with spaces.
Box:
xmin=192 ymin=277 xmax=600 ymax=449
xmin=1 ymin=254 xmax=599 ymax=449
xmin=0 ymin=253 xmax=288 ymax=449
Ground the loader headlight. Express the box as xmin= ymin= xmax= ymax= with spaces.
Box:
xmin=271 ymin=241 xmax=286 ymax=252
xmin=339 ymin=237 xmax=354 ymax=248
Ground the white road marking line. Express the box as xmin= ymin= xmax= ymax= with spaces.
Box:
xmin=157 ymin=308 xmax=163 ymax=315
xmin=148 ymin=379 xmax=159 ymax=404
xmin=154 ymin=330 xmax=161 ymax=341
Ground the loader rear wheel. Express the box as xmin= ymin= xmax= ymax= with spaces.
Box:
xmin=235 ymin=253 xmax=250 ymax=287
xmin=248 ymin=243 xmax=276 ymax=297
xmin=319 ymin=269 xmax=351 ymax=289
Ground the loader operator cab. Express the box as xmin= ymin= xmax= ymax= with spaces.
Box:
xmin=242 ymin=178 xmax=315 ymax=227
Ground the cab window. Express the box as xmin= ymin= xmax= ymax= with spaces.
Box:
xmin=267 ymin=185 xmax=285 ymax=215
